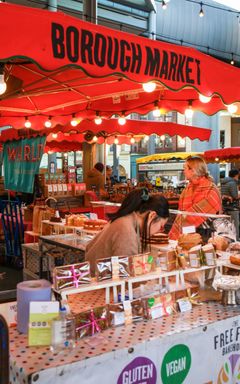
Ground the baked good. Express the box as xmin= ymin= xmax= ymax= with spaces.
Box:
xmin=228 ymin=242 xmax=240 ymax=252
xmin=178 ymin=233 xmax=202 ymax=250
xmin=230 ymin=254 xmax=240 ymax=266
xmin=208 ymin=235 xmax=230 ymax=251
xmin=148 ymin=233 xmax=169 ymax=244
xmin=83 ymin=219 xmax=108 ymax=230
xmin=50 ymin=216 xmax=62 ymax=223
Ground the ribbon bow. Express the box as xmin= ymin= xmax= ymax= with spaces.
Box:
xmin=56 ymin=265 xmax=89 ymax=290
xmin=76 ymin=310 xmax=107 ymax=336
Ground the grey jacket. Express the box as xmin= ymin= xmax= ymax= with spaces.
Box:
xmin=221 ymin=177 xmax=238 ymax=199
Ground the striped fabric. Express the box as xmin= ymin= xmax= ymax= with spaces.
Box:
xmin=169 ymin=177 xmax=222 ymax=240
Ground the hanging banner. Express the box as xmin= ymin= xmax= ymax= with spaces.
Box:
xmin=0 ymin=3 xmax=240 ymax=104
xmin=3 ymin=136 xmax=46 ymax=193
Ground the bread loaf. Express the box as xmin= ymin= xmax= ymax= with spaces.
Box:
xmin=178 ymin=233 xmax=202 ymax=250
xmin=230 ymin=254 xmax=240 ymax=266
xmin=208 ymin=235 xmax=229 ymax=251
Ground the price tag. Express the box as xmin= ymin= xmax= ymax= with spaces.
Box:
xmin=62 ymin=184 xmax=67 ymax=192
xmin=205 ymin=252 xmax=216 ymax=266
xmin=53 ymin=184 xmax=58 ymax=192
xmin=182 ymin=226 xmax=196 ymax=234
xmin=123 ymin=300 xmax=132 ymax=325
xmin=111 ymin=256 xmax=119 ymax=280
xmin=57 ymin=184 xmax=63 ymax=192
xmin=48 ymin=185 xmax=53 ymax=192
xmin=177 ymin=298 xmax=192 ymax=313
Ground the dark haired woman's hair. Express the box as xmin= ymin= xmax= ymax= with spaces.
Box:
xmin=94 ymin=162 xmax=104 ymax=173
xmin=108 ymin=188 xmax=169 ymax=252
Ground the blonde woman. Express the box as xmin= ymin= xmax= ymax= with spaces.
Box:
xmin=169 ymin=156 xmax=222 ymax=240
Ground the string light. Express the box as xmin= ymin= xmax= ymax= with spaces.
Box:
xmin=227 ymin=104 xmax=238 ymax=114
xmin=185 ymin=101 xmax=194 ymax=119
xmin=144 ymin=136 xmax=149 ymax=142
xmin=130 ymin=136 xmax=135 ymax=144
xmin=231 ymin=53 xmax=235 ymax=65
xmin=114 ymin=136 xmax=119 ymax=145
xmin=44 ymin=116 xmax=52 ymax=128
xmin=142 ymin=82 xmax=156 ymax=93
xmin=199 ymin=2 xmax=204 ymax=17
xmin=70 ymin=113 xmax=78 ymax=127
xmin=92 ymin=135 xmax=98 ymax=142
xmin=118 ymin=114 xmax=126 ymax=125
xmin=199 ymin=94 xmax=211 ymax=103
xmin=152 ymin=102 xmax=161 ymax=118
xmin=52 ymin=133 xmax=58 ymax=139
xmin=94 ymin=112 xmax=102 ymax=125
xmin=24 ymin=117 xmax=31 ymax=128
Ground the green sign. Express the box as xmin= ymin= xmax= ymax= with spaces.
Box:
xmin=3 ymin=136 xmax=46 ymax=193
xmin=161 ymin=344 xmax=191 ymax=384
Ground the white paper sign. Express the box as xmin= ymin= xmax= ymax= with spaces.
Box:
xmin=182 ymin=225 xmax=196 ymax=234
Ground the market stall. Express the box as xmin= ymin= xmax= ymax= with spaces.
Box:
xmin=1 ymin=3 xmax=240 ymax=384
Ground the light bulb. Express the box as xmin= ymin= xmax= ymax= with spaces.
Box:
xmin=71 ymin=115 xmax=78 ymax=127
xmin=231 ymin=59 xmax=235 ymax=65
xmin=185 ymin=107 xmax=194 ymax=119
xmin=160 ymin=135 xmax=165 ymax=141
xmin=114 ymin=137 xmax=119 ymax=145
xmin=199 ymin=94 xmax=211 ymax=103
xmin=118 ymin=116 xmax=126 ymax=125
xmin=44 ymin=117 xmax=52 ymax=128
xmin=24 ymin=118 xmax=31 ymax=128
xmin=52 ymin=133 xmax=58 ymax=139
xmin=92 ymin=135 xmax=98 ymax=142
xmin=130 ymin=137 xmax=135 ymax=144
xmin=227 ymin=104 xmax=238 ymax=114
xmin=0 ymin=74 xmax=7 ymax=95
xmin=153 ymin=107 xmax=161 ymax=118
xmin=94 ymin=116 xmax=102 ymax=125
xmin=48 ymin=150 xmax=53 ymax=155
xmin=142 ymin=82 xmax=156 ymax=93
xmin=199 ymin=2 xmax=204 ymax=17
xmin=144 ymin=136 xmax=149 ymax=142
xmin=162 ymin=0 xmax=167 ymax=10
xmin=215 ymin=157 xmax=219 ymax=162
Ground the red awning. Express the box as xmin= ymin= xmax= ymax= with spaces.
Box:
xmin=0 ymin=120 xmax=211 ymax=143
xmin=204 ymin=147 xmax=240 ymax=163
xmin=0 ymin=3 xmax=239 ymax=130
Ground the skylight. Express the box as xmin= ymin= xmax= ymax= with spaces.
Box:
xmin=213 ymin=1 xmax=240 ymax=11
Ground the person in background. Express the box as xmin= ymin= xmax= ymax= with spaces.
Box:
xmin=221 ymin=168 xmax=239 ymax=239
xmin=85 ymin=188 xmax=169 ymax=274
xmin=106 ymin=165 xmax=113 ymax=187
xmin=85 ymin=162 xmax=105 ymax=194
xmin=169 ymin=156 xmax=222 ymax=240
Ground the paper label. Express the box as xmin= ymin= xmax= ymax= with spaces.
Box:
xmin=48 ymin=185 xmax=53 ymax=192
xmin=123 ymin=300 xmax=132 ymax=325
xmin=189 ymin=255 xmax=200 ymax=268
xmin=28 ymin=301 xmax=59 ymax=346
xmin=205 ymin=253 xmax=216 ymax=266
xmin=63 ymin=184 xmax=67 ymax=192
xmin=113 ymin=312 xmax=125 ymax=326
xmin=53 ymin=185 xmax=58 ymax=192
xmin=111 ymin=256 xmax=120 ymax=280
xmin=177 ymin=298 xmax=192 ymax=312
xmin=57 ymin=184 xmax=63 ymax=192
xmin=182 ymin=226 xmax=196 ymax=234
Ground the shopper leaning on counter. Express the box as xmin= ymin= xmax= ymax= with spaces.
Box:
xmin=85 ymin=188 xmax=169 ymax=274
xmin=169 ymin=156 xmax=222 ymax=240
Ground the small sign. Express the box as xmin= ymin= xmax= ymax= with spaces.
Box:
xmin=28 ymin=301 xmax=59 ymax=346
xmin=123 ymin=300 xmax=132 ymax=325
xmin=177 ymin=298 xmax=192 ymax=312
xmin=111 ymin=256 xmax=120 ymax=280
xmin=182 ymin=226 xmax=196 ymax=234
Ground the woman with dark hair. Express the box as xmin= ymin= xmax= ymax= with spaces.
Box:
xmin=85 ymin=188 xmax=169 ymax=274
